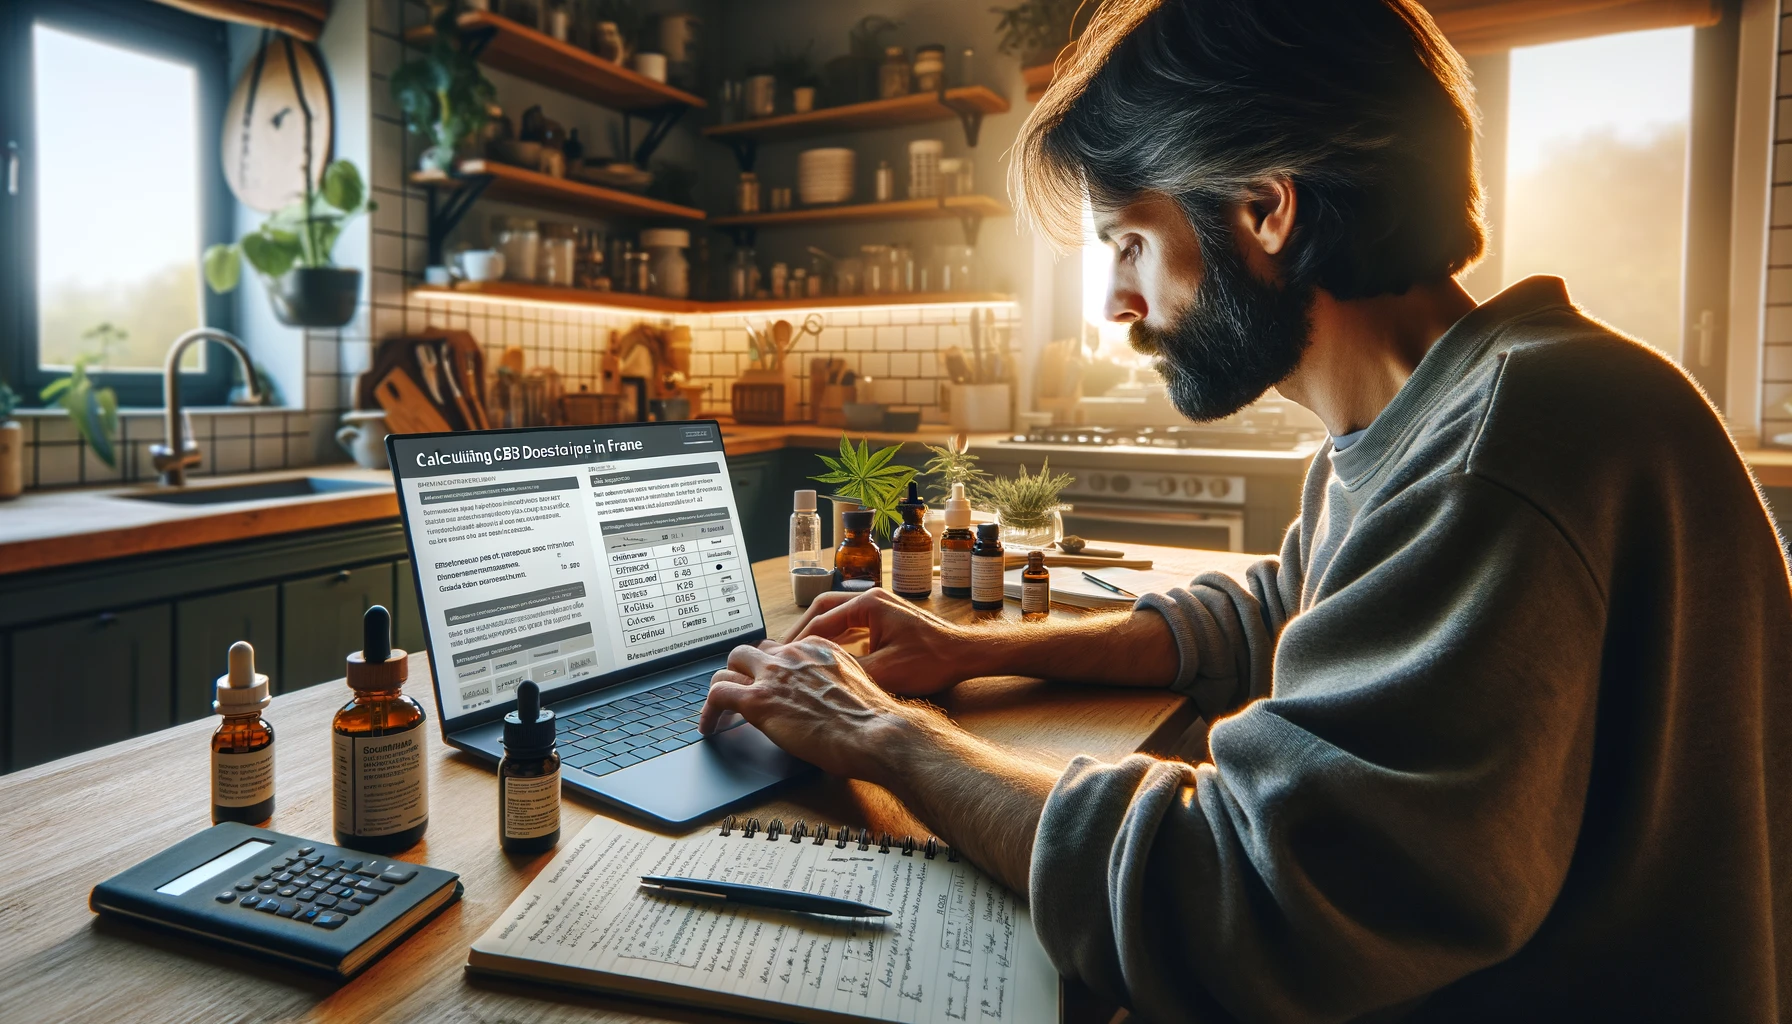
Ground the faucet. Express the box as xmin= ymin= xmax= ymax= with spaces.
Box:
xmin=151 ymin=328 xmax=262 ymax=487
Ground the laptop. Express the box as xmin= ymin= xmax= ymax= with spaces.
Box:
xmin=386 ymin=421 xmax=809 ymax=827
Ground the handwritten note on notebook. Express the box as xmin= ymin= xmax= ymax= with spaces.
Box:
xmin=468 ymin=814 xmax=1061 ymax=1024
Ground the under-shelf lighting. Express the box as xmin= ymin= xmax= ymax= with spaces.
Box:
xmin=409 ymin=288 xmax=1018 ymax=318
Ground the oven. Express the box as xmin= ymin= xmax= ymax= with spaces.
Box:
xmin=1062 ymin=502 xmax=1245 ymax=552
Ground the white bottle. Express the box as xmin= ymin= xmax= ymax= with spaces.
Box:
xmin=940 ymin=483 xmax=973 ymax=599
xmin=790 ymin=489 xmax=830 ymax=607
xmin=212 ymin=641 xmax=275 ymax=825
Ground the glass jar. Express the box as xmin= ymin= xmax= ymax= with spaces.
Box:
xmin=640 ymin=228 xmax=690 ymax=298
xmin=934 ymin=244 xmax=974 ymax=292
xmin=908 ymin=139 xmax=942 ymax=199
xmin=913 ymin=45 xmax=945 ymax=92
xmin=892 ymin=244 xmax=914 ymax=294
xmin=574 ymin=226 xmax=606 ymax=289
xmin=997 ymin=506 xmax=1067 ymax=552
xmin=494 ymin=216 xmax=540 ymax=282
xmin=624 ymin=250 xmax=653 ymax=293
xmin=859 ymin=244 xmax=891 ymax=294
xmin=736 ymin=171 xmax=761 ymax=214
xmin=836 ymin=256 xmax=863 ymax=295
xmin=770 ymin=261 xmax=789 ymax=299
xmin=730 ymin=248 xmax=758 ymax=300
xmin=879 ymin=45 xmax=911 ymax=99
xmin=540 ymin=222 xmax=576 ymax=286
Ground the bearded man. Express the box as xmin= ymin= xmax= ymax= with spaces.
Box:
xmin=698 ymin=1 xmax=1792 ymax=1018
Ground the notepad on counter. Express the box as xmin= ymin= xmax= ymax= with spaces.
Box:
xmin=1002 ymin=564 xmax=1189 ymax=609
xmin=468 ymin=814 xmax=1060 ymax=1024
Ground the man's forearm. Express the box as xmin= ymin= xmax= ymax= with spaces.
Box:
xmin=961 ymin=607 xmax=1180 ymax=689
xmin=869 ymin=708 xmax=1060 ymax=894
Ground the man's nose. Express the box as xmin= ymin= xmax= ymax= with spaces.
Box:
xmin=1106 ymin=283 xmax=1145 ymax=324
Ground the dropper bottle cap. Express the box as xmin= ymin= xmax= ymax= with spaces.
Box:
xmin=794 ymin=489 xmax=816 ymax=512
xmin=944 ymin=482 xmax=971 ymax=528
xmin=503 ymin=680 xmax=557 ymax=756
xmin=898 ymin=480 xmax=925 ymax=520
xmin=214 ymin=641 xmax=271 ymax=714
xmin=346 ymin=605 xmax=408 ymax=691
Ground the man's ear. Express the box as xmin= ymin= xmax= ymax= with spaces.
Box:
xmin=1240 ymin=177 xmax=1298 ymax=257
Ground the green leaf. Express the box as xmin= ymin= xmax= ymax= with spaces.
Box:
xmin=321 ymin=159 xmax=365 ymax=212
xmin=78 ymin=388 xmax=115 ymax=468
xmin=202 ymin=243 xmax=242 ymax=293
xmin=39 ymin=378 xmax=71 ymax=401
xmin=241 ymin=229 xmax=300 ymax=278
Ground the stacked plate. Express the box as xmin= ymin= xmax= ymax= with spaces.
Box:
xmin=797 ymin=148 xmax=855 ymax=206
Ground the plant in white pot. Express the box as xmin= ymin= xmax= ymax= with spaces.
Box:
xmin=391 ymin=0 xmax=495 ymax=174
xmin=0 ymin=378 xmax=20 ymax=500
xmin=202 ymin=159 xmax=374 ymax=328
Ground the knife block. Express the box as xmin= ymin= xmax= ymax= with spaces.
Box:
xmin=731 ymin=368 xmax=798 ymax=424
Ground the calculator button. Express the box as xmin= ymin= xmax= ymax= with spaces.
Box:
xmin=330 ymin=885 xmax=357 ymax=898
xmin=306 ymin=868 xmax=330 ymax=881
xmin=296 ymin=846 xmax=315 ymax=855
xmin=272 ymin=872 xmax=295 ymax=884
xmin=252 ymin=870 xmax=273 ymax=881
xmin=313 ymin=895 xmax=338 ymax=909
xmin=255 ymin=899 xmax=281 ymax=914
xmin=215 ymin=891 xmax=237 ymax=904
xmin=276 ymin=886 xmax=299 ymax=898
xmin=302 ymin=855 xmax=324 ymax=867
xmin=296 ymin=889 xmax=319 ymax=902
xmin=257 ymin=881 xmax=278 ymax=894
xmin=351 ymin=892 xmax=379 ymax=906
xmin=239 ymin=895 xmax=261 ymax=910
xmin=333 ymin=859 xmax=362 ymax=874
xmin=313 ymin=912 xmax=348 ymax=929
xmin=234 ymin=881 xmax=256 ymax=892
xmin=299 ymin=906 xmax=322 ymax=924
xmin=378 ymin=867 xmax=417 ymax=884
xmin=321 ymin=871 xmax=344 ymax=884
xmin=276 ymin=900 xmax=300 ymax=918
xmin=333 ymin=901 xmax=361 ymax=916
xmin=355 ymin=879 xmax=394 ymax=895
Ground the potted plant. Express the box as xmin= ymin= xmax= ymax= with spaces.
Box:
xmin=992 ymin=0 xmax=1090 ymax=67
xmin=39 ymin=323 xmax=124 ymax=475
xmin=202 ymin=159 xmax=375 ymax=328
xmin=0 ymin=377 xmax=20 ymax=499
xmin=976 ymin=459 xmax=1074 ymax=551
xmin=812 ymin=435 xmax=917 ymax=540
xmin=391 ymin=1 xmax=496 ymax=173
xmin=921 ymin=433 xmax=987 ymax=500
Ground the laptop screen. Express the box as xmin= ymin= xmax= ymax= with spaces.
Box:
xmin=388 ymin=421 xmax=765 ymax=730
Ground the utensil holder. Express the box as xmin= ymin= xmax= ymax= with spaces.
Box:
xmin=731 ymin=368 xmax=797 ymax=424
xmin=948 ymin=383 xmax=1012 ymax=432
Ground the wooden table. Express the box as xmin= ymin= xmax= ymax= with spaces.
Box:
xmin=0 ymin=543 xmax=1257 ymax=1023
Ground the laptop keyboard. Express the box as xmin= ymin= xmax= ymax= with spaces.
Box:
xmin=555 ymin=675 xmax=711 ymax=777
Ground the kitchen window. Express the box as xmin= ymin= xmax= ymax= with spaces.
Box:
xmin=0 ymin=0 xmax=234 ymax=407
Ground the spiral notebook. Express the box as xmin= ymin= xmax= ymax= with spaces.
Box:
xmin=468 ymin=813 xmax=1060 ymax=1024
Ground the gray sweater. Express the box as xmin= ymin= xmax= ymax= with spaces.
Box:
xmin=1029 ymin=277 xmax=1792 ymax=1021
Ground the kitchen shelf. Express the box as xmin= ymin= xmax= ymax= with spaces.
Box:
xmin=710 ymin=194 xmax=1007 ymax=246
xmin=413 ymin=161 xmax=706 ymax=221
xmin=405 ymin=11 xmax=705 ymax=113
xmin=704 ymin=87 xmax=1008 ymax=153
xmin=411 ymin=283 xmax=1015 ymax=315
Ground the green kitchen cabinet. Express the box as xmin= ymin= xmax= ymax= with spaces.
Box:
xmin=393 ymin=559 xmax=427 ymax=655
xmin=279 ymin=565 xmax=394 ymax=694
xmin=728 ymin=453 xmax=781 ymax=563
xmin=9 ymin=605 xmax=173 ymax=772
xmin=173 ymin=585 xmax=280 ymax=723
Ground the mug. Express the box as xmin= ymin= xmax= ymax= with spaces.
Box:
xmin=335 ymin=411 xmax=390 ymax=470
xmin=455 ymin=248 xmax=505 ymax=282
xmin=744 ymin=74 xmax=776 ymax=118
xmin=632 ymin=52 xmax=668 ymax=83
xmin=793 ymin=86 xmax=816 ymax=114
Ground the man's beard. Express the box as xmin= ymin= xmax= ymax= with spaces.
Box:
xmin=1129 ymin=232 xmax=1315 ymax=422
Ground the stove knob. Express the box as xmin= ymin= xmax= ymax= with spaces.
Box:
xmin=1154 ymin=476 xmax=1178 ymax=497
xmin=1089 ymin=474 xmax=1108 ymax=493
xmin=1182 ymin=477 xmax=1204 ymax=497
xmin=1208 ymin=477 xmax=1231 ymax=499
xmin=1109 ymin=474 xmax=1132 ymax=494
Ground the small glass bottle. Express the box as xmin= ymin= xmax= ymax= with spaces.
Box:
xmin=1021 ymin=550 xmax=1051 ymax=621
xmin=791 ymin=489 xmax=830 ymax=606
xmin=500 ymin=680 xmax=561 ymax=855
xmin=212 ymin=640 xmax=274 ymax=826
xmin=879 ymin=45 xmax=912 ymax=99
xmin=971 ymin=522 xmax=1005 ymax=611
xmin=874 ymin=160 xmax=895 ymax=202
xmin=332 ymin=605 xmax=429 ymax=853
xmin=834 ymin=508 xmax=883 ymax=587
xmin=940 ymin=483 xmax=974 ymax=598
xmin=891 ymin=482 xmax=933 ymax=601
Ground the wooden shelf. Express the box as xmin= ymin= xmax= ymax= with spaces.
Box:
xmin=703 ymin=87 xmax=1009 ymax=144
xmin=412 ymin=283 xmax=1015 ymax=315
xmin=709 ymin=194 xmax=1007 ymax=230
xmin=411 ymin=160 xmax=705 ymax=222
xmin=405 ymin=11 xmax=705 ymax=112
xmin=1022 ymin=63 xmax=1055 ymax=103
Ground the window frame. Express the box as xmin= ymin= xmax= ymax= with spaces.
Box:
xmin=0 ymin=0 xmax=236 ymax=409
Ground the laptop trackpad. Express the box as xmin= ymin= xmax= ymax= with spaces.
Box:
xmin=593 ymin=724 xmax=810 ymax=826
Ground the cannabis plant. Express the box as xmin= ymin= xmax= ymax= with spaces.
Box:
xmin=920 ymin=433 xmax=986 ymax=500
xmin=974 ymin=459 xmax=1073 ymax=529
xmin=989 ymin=0 xmax=1091 ymax=66
xmin=812 ymin=436 xmax=918 ymax=537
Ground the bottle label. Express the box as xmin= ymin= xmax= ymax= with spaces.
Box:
xmin=941 ymin=549 xmax=971 ymax=589
xmin=213 ymin=745 xmax=275 ymax=808
xmin=503 ymin=770 xmax=562 ymax=840
xmin=1023 ymin=577 xmax=1050 ymax=615
xmin=333 ymin=729 xmax=428 ymax=837
xmin=893 ymin=549 xmax=932 ymax=594
xmin=972 ymin=553 xmax=1005 ymax=603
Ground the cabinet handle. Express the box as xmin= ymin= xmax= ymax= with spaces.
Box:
xmin=334 ymin=569 xmax=352 ymax=583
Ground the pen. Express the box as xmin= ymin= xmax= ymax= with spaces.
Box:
xmin=639 ymin=875 xmax=891 ymax=918
xmin=1081 ymin=571 xmax=1138 ymax=599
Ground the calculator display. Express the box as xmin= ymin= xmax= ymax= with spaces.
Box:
xmin=156 ymin=839 xmax=273 ymax=896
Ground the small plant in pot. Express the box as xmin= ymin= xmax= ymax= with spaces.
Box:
xmin=812 ymin=435 xmax=917 ymax=540
xmin=39 ymin=323 xmax=125 ymax=475
xmin=976 ymin=459 xmax=1074 ymax=551
xmin=202 ymin=159 xmax=374 ymax=328
xmin=391 ymin=0 xmax=495 ymax=173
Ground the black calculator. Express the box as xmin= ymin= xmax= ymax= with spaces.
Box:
xmin=91 ymin=822 xmax=461 ymax=978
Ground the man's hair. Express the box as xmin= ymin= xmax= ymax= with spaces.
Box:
xmin=1010 ymin=0 xmax=1486 ymax=300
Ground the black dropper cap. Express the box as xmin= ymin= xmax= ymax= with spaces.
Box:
xmin=503 ymin=680 xmax=556 ymax=756
xmin=976 ymin=522 xmax=1001 ymax=543
xmin=898 ymin=480 xmax=926 ymax=523
xmin=363 ymin=605 xmax=391 ymax=662
xmin=346 ymin=604 xmax=408 ymax=690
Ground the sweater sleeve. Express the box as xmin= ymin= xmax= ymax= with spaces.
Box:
xmin=1029 ymin=475 xmax=1607 ymax=1022
xmin=1135 ymin=517 xmax=1302 ymax=720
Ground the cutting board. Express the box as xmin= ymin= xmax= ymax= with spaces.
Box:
xmin=374 ymin=367 xmax=453 ymax=434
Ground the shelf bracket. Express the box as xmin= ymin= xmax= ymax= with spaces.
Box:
xmin=629 ymin=105 xmax=690 ymax=168
xmin=422 ymin=172 xmax=493 ymax=266
xmin=724 ymin=138 xmax=758 ymax=173
xmin=958 ymin=214 xmax=983 ymax=247
xmin=937 ymin=88 xmax=986 ymax=148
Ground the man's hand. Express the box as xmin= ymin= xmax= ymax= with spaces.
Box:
xmin=788 ymin=589 xmax=987 ymax=696
xmin=701 ymin=638 xmax=934 ymax=784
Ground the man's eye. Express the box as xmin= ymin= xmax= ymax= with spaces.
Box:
xmin=1120 ymin=242 xmax=1141 ymax=263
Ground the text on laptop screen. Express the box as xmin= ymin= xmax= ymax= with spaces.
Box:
xmin=390 ymin=423 xmax=764 ymax=724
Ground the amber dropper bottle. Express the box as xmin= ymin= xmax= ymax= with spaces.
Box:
xmin=332 ymin=605 xmax=429 ymax=853
xmin=1021 ymin=549 xmax=1051 ymax=622
xmin=891 ymin=482 xmax=933 ymax=601
xmin=500 ymin=680 xmax=561 ymax=855
xmin=212 ymin=641 xmax=275 ymax=825
xmin=939 ymin=483 xmax=974 ymax=599
xmin=834 ymin=508 xmax=883 ymax=587
xmin=971 ymin=522 xmax=1005 ymax=611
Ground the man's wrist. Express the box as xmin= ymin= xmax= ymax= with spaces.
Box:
xmin=863 ymin=702 xmax=949 ymax=793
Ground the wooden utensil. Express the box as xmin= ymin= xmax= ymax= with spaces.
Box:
xmin=435 ymin=342 xmax=481 ymax=430
xmin=769 ymin=319 xmax=795 ymax=371
xmin=374 ymin=367 xmax=454 ymax=434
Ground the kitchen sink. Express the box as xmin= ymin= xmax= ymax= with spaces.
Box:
xmin=119 ymin=477 xmax=384 ymax=505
